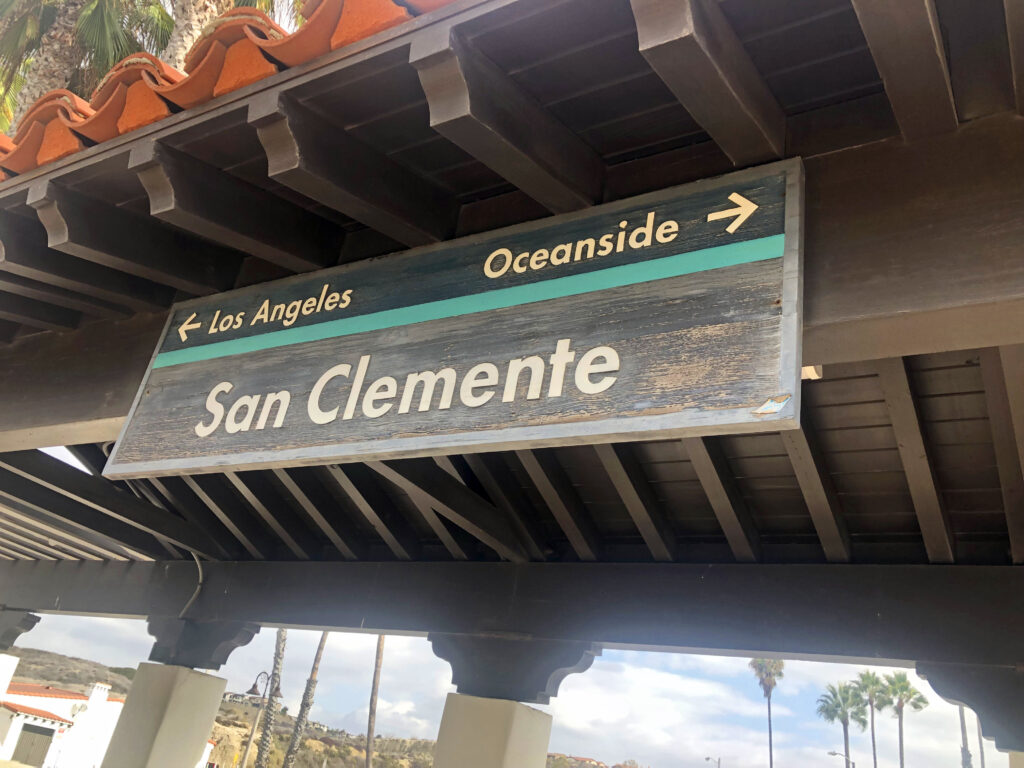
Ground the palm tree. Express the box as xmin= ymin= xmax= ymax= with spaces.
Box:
xmin=281 ymin=631 xmax=329 ymax=768
xmin=748 ymin=658 xmax=784 ymax=768
xmin=817 ymin=682 xmax=868 ymax=768
xmin=366 ymin=634 xmax=385 ymax=768
xmin=878 ymin=671 xmax=929 ymax=768
xmin=854 ymin=670 xmax=887 ymax=768
xmin=255 ymin=627 xmax=287 ymax=768
xmin=0 ymin=0 xmax=172 ymax=127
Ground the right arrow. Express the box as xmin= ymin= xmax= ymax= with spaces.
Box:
xmin=707 ymin=192 xmax=759 ymax=234
xmin=177 ymin=312 xmax=202 ymax=343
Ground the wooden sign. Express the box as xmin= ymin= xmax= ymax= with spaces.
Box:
xmin=104 ymin=160 xmax=803 ymax=478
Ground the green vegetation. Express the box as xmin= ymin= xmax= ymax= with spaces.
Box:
xmin=748 ymin=658 xmax=784 ymax=768
xmin=6 ymin=646 xmax=133 ymax=694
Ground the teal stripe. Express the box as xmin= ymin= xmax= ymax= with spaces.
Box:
xmin=154 ymin=233 xmax=785 ymax=369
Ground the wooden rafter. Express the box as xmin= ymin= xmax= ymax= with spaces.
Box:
xmin=463 ymin=454 xmax=548 ymax=562
xmin=682 ymin=437 xmax=760 ymax=562
xmin=982 ymin=345 xmax=1024 ymax=563
xmin=875 ymin=356 xmax=955 ymax=563
xmin=594 ymin=443 xmax=676 ymax=562
xmin=271 ymin=468 xmax=363 ymax=560
xmin=515 ymin=449 xmax=600 ymax=562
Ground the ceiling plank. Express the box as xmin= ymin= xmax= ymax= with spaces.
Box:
xmin=781 ymin=426 xmax=852 ymax=563
xmin=0 ymin=320 xmax=17 ymax=345
xmin=630 ymin=0 xmax=785 ymax=165
xmin=850 ymin=0 xmax=958 ymax=140
xmin=875 ymin=356 xmax=955 ymax=563
xmin=0 ymin=450 xmax=217 ymax=559
xmin=594 ymin=443 xmax=676 ymax=562
xmin=369 ymin=458 xmax=526 ymax=563
xmin=224 ymin=471 xmax=311 ymax=561
xmin=0 ymin=210 xmax=172 ymax=312
xmin=983 ymin=345 xmax=1024 ymax=563
xmin=27 ymin=182 xmax=240 ymax=296
xmin=682 ymin=436 xmax=761 ymax=562
xmin=0 ymin=500 xmax=131 ymax=561
xmin=408 ymin=491 xmax=470 ymax=560
xmin=411 ymin=26 xmax=603 ymax=213
xmin=0 ymin=290 xmax=80 ymax=332
xmin=319 ymin=464 xmax=419 ymax=561
xmin=146 ymin=476 xmax=240 ymax=561
xmin=462 ymin=453 xmax=548 ymax=562
xmin=249 ymin=95 xmax=457 ymax=248
xmin=0 ymin=509 xmax=101 ymax=560
xmin=514 ymin=449 xmax=600 ymax=562
xmin=0 ymin=519 xmax=74 ymax=560
xmin=130 ymin=142 xmax=341 ymax=274
xmin=272 ymin=468 xmax=363 ymax=560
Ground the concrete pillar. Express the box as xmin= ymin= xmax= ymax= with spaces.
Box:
xmin=434 ymin=693 xmax=552 ymax=768
xmin=100 ymin=662 xmax=226 ymax=768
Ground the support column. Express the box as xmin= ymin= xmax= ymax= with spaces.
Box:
xmin=0 ymin=607 xmax=39 ymax=651
xmin=102 ymin=617 xmax=258 ymax=768
xmin=428 ymin=634 xmax=600 ymax=768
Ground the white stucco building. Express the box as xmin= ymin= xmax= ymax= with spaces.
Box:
xmin=0 ymin=654 xmax=215 ymax=768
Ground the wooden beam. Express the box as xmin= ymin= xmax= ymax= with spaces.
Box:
xmin=130 ymin=142 xmax=341 ymax=274
xmin=249 ymin=95 xmax=457 ymax=247
xmin=319 ymin=464 xmax=419 ymax=561
xmin=0 ymin=272 xmax=127 ymax=319
xmin=780 ymin=425 xmax=852 ymax=563
xmin=0 ymin=467 xmax=164 ymax=559
xmin=850 ymin=0 xmax=958 ymax=140
xmin=0 ymin=450 xmax=217 ymax=559
xmin=876 ymin=356 xmax=955 ymax=563
xmin=411 ymin=26 xmax=604 ymax=213
xmin=0 ymin=534 xmax=53 ymax=560
xmin=180 ymin=474 xmax=272 ymax=560
xmin=0 ymin=500 xmax=132 ymax=561
xmin=272 ymin=468 xmax=363 ymax=560
xmin=146 ymin=476 xmax=240 ymax=561
xmin=515 ymin=449 xmax=600 ymax=562
xmin=0 ymin=509 xmax=102 ymax=560
xmin=1006 ymin=0 xmax=1024 ymax=112
xmin=407 ymin=491 xmax=469 ymax=561
xmin=630 ymin=0 xmax=785 ymax=165
xmin=682 ymin=436 xmax=760 ymax=562
xmin=26 ymin=182 xmax=240 ymax=296
xmin=369 ymin=458 xmax=526 ymax=562
xmin=0 ymin=519 xmax=73 ymax=560
xmin=983 ymin=345 xmax=1024 ymax=563
xmin=0 ymin=210 xmax=171 ymax=312
xmin=462 ymin=454 xmax=547 ymax=561
xmin=593 ymin=443 xmax=676 ymax=562
xmin=223 ymin=472 xmax=311 ymax=561
xmin=0 ymin=290 xmax=80 ymax=332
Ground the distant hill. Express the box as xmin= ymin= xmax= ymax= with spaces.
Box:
xmin=5 ymin=647 xmax=133 ymax=695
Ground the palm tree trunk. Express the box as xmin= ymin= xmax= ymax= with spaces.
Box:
xmin=282 ymin=631 xmax=329 ymax=768
xmin=869 ymin=702 xmax=877 ymax=768
xmin=898 ymin=709 xmax=905 ymax=768
xmin=959 ymin=705 xmax=973 ymax=768
xmin=11 ymin=0 xmax=88 ymax=127
xmin=365 ymin=634 xmax=385 ymax=768
xmin=843 ymin=722 xmax=851 ymax=768
xmin=160 ymin=0 xmax=234 ymax=70
xmin=976 ymin=713 xmax=986 ymax=768
xmin=256 ymin=627 xmax=288 ymax=768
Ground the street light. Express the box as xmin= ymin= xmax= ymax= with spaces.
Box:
xmin=827 ymin=750 xmax=855 ymax=768
xmin=240 ymin=671 xmax=282 ymax=767
xmin=705 ymin=758 xmax=722 ymax=768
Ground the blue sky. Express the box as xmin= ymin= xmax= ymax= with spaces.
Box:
xmin=15 ymin=614 xmax=1007 ymax=768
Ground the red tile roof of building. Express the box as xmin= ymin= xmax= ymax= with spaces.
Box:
xmin=0 ymin=0 xmax=458 ymax=179
xmin=6 ymin=682 xmax=88 ymax=700
xmin=2 ymin=701 xmax=73 ymax=725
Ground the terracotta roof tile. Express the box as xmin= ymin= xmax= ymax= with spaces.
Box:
xmin=6 ymin=682 xmax=88 ymax=700
xmin=2 ymin=0 xmax=459 ymax=177
xmin=2 ymin=701 xmax=73 ymax=725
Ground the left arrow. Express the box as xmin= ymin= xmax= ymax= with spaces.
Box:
xmin=178 ymin=312 xmax=202 ymax=343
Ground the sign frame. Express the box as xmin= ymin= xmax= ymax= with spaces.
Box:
xmin=105 ymin=158 xmax=804 ymax=479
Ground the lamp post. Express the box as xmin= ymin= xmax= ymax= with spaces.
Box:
xmin=828 ymin=750 xmax=856 ymax=768
xmin=239 ymin=671 xmax=283 ymax=768
xmin=705 ymin=757 xmax=722 ymax=768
